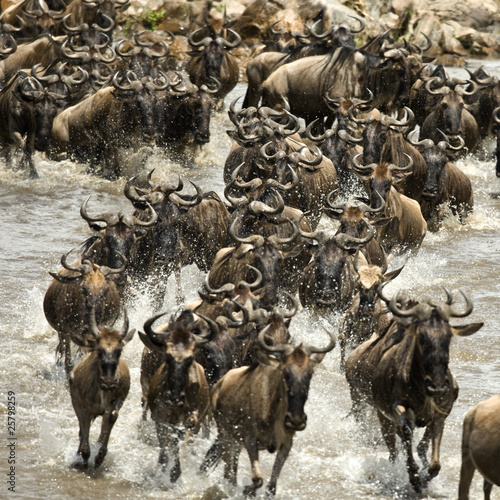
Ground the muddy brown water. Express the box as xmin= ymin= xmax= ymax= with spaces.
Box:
xmin=2 ymin=62 xmax=500 ymax=499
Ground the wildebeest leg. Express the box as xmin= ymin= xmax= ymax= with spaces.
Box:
xmin=75 ymin=409 xmax=91 ymax=469
xmin=155 ymin=422 xmax=170 ymax=471
xmin=377 ymin=410 xmax=398 ymax=463
xmin=200 ymin=438 xmax=222 ymax=473
xmin=396 ymin=410 xmax=421 ymax=492
xmin=416 ymin=425 xmax=431 ymax=470
xmin=338 ymin=332 xmax=347 ymax=372
xmin=18 ymin=133 xmax=38 ymax=179
xmin=458 ymin=413 xmax=475 ymax=500
xmin=266 ymin=439 xmax=292 ymax=496
xmin=243 ymin=434 xmax=263 ymax=496
xmin=420 ymin=417 xmax=445 ymax=484
xmin=63 ymin=335 xmax=73 ymax=376
xmin=484 ymin=479 xmax=493 ymax=500
xmin=221 ymin=434 xmax=239 ymax=486
xmin=94 ymin=408 xmax=118 ymax=469
xmin=168 ymin=432 xmax=181 ymax=483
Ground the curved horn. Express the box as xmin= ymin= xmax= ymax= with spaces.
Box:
xmin=425 ymin=78 xmax=450 ymax=96
xmin=187 ymin=27 xmax=213 ymax=48
xmin=194 ymin=313 xmax=220 ymax=344
xmin=303 ymin=328 xmax=336 ymax=355
xmin=436 ymin=129 xmax=465 ymax=151
xmin=132 ymin=203 xmax=158 ymax=227
xmin=257 ymin=325 xmax=291 ymax=355
xmin=219 ymin=28 xmax=241 ymax=49
xmin=288 ymin=145 xmax=323 ymax=168
xmin=143 ymin=313 xmax=169 ymax=344
xmin=248 ymin=190 xmax=285 ymax=216
xmin=80 ymin=195 xmax=113 ymax=227
xmin=348 ymin=15 xmax=366 ymax=34
xmin=272 ymin=291 xmax=299 ymax=319
xmin=305 ymin=118 xmax=332 ymax=143
xmin=60 ymin=248 xmax=93 ymax=276
xmin=267 ymin=216 xmax=300 ymax=247
xmin=455 ymin=80 xmax=478 ymax=97
xmin=228 ymin=218 xmax=265 ymax=247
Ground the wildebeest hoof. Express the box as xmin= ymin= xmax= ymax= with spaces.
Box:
xmin=410 ymin=474 xmax=422 ymax=493
xmin=426 ymin=461 xmax=441 ymax=480
xmin=243 ymin=485 xmax=257 ymax=497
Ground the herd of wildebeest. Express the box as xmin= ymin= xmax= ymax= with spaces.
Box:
xmin=7 ymin=0 xmax=499 ymax=497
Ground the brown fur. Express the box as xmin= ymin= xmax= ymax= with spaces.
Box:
xmin=459 ymin=394 xmax=500 ymax=500
xmin=202 ymin=344 xmax=328 ymax=496
xmin=69 ymin=324 xmax=133 ymax=470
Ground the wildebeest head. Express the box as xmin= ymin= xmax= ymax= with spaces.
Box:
xmin=111 ymin=72 xmax=167 ymax=140
xmin=80 ymin=195 xmax=157 ymax=270
xmin=140 ymin=309 xmax=218 ymax=407
xmin=124 ymin=173 xmax=203 ymax=268
xmin=378 ymin=284 xmax=483 ymax=397
xmin=73 ymin=306 xmax=135 ymax=390
xmin=115 ymin=30 xmax=172 ymax=79
xmin=257 ymin=326 xmax=336 ymax=430
xmin=364 ymin=48 xmax=412 ymax=110
xmin=79 ymin=0 xmax=129 ymax=29
xmin=424 ymin=78 xmax=478 ymax=138
xmin=408 ymin=130 xmax=465 ymax=200
xmin=351 ymin=155 xmax=413 ymax=210
xmin=298 ymin=211 xmax=375 ymax=306
xmin=352 ymin=250 xmax=403 ymax=316
xmin=163 ymin=80 xmax=217 ymax=144
xmin=228 ymin=215 xmax=299 ymax=308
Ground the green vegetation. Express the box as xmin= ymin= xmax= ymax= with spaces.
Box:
xmin=141 ymin=9 xmax=166 ymax=31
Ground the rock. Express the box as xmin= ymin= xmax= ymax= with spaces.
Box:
xmin=441 ymin=23 xmax=469 ymax=55
xmin=391 ymin=0 xmax=414 ymax=17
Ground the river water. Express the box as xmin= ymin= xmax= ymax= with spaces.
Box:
xmin=2 ymin=61 xmax=500 ymax=500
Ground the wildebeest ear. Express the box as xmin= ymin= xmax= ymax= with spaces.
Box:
xmin=123 ymin=328 xmax=136 ymax=344
xmin=138 ymin=331 xmax=165 ymax=352
xmin=383 ymin=266 xmax=404 ymax=282
xmin=451 ymin=322 xmax=484 ymax=337
xmin=255 ymin=349 xmax=280 ymax=368
xmin=70 ymin=333 xmax=96 ymax=349
xmin=310 ymin=352 xmax=326 ymax=366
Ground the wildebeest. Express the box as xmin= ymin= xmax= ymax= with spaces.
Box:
xmin=458 ymin=394 xmax=500 ymax=500
xmin=124 ymin=173 xmax=229 ymax=304
xmin=157 ymin=75 xmax=218 ymax=149
xmin=348 ymin=104 xmax=428 ymax=203
xmin=208 ymin=216 xmax=300 ymax=308
xmin=304 ymin=96 xmax=365 ymax=197
xmin=115 ymin=29 xmax=172 ymax=79
xmin=420 ymin=77 xmax=480 ymax=158
xmin=69 ymin=307 xmax=134 ymax=469
xmin=50 ymin=71 xmax=167 ymax=177
xmin=79 ymin=195 xmax=157 ymax=287
xmin=187 ymin=23 xmax=241 ymax=103
xmin=338 ymin=250 xmax=403 ymax=370
xmin=260 ymin=46 xmax=412 ymax=122
xmin=54 ymin=0 xmax=129 ymax=38
xmin=351 ymin=155 xmax=427 ymax=254
xmin=43 ymin=246 xmax=123 ymax=374
xmin=346 ymin=285 xmax=483 ymax=492
xmin=0 ymin=0 xmax=64 ymax=39
xmin=139 ymin=310 xmax=213 ymax=482
xmin=0 ymin=70 xmax=67 ymax=177
xmin=243 ymin=16 xmax=365 ymax=108
xmin=201 ymin=327 xmax=336 ymax=496
xmin=0 ymin=35 xmax=71 ymax=84
xmin=298 ymin=211 xmax=376 ymax=310
xmin=408 ymin=131 xmax=473 ymax=230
